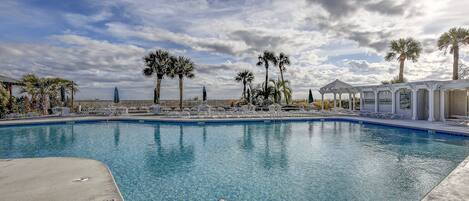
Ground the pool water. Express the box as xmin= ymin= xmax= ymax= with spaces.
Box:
xmin=1 ymin=120 xmax=468 ymax=201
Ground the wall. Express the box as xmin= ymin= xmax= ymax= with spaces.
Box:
xmin=378 ymin=91 xmax=392 ymax=112
xmin=449 ymin=90 xmax=468 ymax=117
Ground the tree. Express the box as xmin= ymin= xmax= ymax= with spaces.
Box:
xmin=437 ymin=27 xmax=469 ymax=80
xmin=234 ymin=70 xmax=255 ymax=99
xmin=384 ymin=38 xmax=422 ymax=82
xmin=167 ymin=56 xmax=195 ymax=110
xmin=20 ymin=74 xmax=77 ymax=114
xmin=277 ymin=52 xmax=291 ymax=104
xmin=270 ymin=79 xmax=292 ymax=104
xmin=143 ymin=49 xmax=171 ymax=104
xmin=308 ymin=89 xmax=314 ymax=104
xmin=256 ymin=51 xmax=277 ymax=100
xmin=0 ymin=84 xmax=9 ymax=118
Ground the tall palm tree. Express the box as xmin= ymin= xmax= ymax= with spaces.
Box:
xmin=384 ymin=38 xmax=422 ymax=83
xmin=277 ymin=52 xmax=291 ymax=104
xmin=234 ymin=70 xmax=255 ymax=99
xmin=437 ymin=27 xmax=469 ymax=80
xmin=143 ymin=49 xmax=171 ymax=104
xmin=167 ymin=56 xmax=195 ymax=110
xmin=256 ymin=51 xmax=277 ymax=100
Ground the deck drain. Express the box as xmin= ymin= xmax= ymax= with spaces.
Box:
xmin=73 ymin=177 xmax=90 ymax=182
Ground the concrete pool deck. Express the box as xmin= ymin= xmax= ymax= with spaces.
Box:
xmin=0 ymin=157 xmax=123 ymax=201
xmin=0 ymin=115 xmax=468 ymax=200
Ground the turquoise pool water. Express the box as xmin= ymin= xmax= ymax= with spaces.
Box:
xmin=1 ymin=120 xmax=468 ymax=201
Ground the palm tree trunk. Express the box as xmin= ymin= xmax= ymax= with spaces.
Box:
xmin=453 ymin=46 xmax=459 ymax=80
xmin=264 ymin=65 xmax=269 ymax=100
xmin=243 ymin=80 xmax=246 ymax=99
xmin=71 ymin=83 xmax=74 ymax=112
xmin=179 ymin=75 xmax=183 ymax=111
xmin=279 ymin=69 xmax=288 ymax=105
xmin=399 ymin=59 xmax=405 ymax=82
xmin=155 ymin=76 xmax=162 ymax=104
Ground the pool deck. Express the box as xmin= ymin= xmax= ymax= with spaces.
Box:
xmin=0 ymin=157 xmax=123 ymax=201
xmin=0 ymin=115 xmax=468 ymax=201
xmin=422 ymin=155 xmax=469 ymax=201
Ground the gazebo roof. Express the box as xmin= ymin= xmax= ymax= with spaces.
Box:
xmin=0 ymin=74 xmax=20 ymax=84
xmin=319 ymin=79 xmax=357 ymax=94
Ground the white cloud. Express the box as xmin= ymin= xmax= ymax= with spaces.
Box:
xmin=1 ymin=0 xmax=469 ymax=100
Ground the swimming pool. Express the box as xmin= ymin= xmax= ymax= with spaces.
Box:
xmin=1 ymin=120 xmax=468 ymax=201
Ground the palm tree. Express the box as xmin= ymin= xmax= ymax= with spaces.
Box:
xmin=277 ymin=52 xmax=291 ymax=104
xmin=437 ymin=27 xmax=469 ymax=80
xmin=270 ymin=79 xmax=292 ymax=104
xmin=384 ymin=38 xmax=422 ymax=83
xmin=256 ymin=51 xmax=277 ymax=100
xmin=143 ymin=49 xmax=171 ymax=104
xmin=167 ymin=56 xmax=195 ymax=110
xmin=234 ymin=70 xmax=255 ymax=99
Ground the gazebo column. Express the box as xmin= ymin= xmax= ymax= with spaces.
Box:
xmin=352 ymin=93 xmax=356 ymax=111
xmin=359 ymin=92 xmax=364 ymax=111
xmin=412 ymin=88 xmax=418 ymax=120
xmin=374 ymin=90 xmax=378 ymax=113
xmin=321 ymin=93 xmax=325 ymax=111
xmin=440 ymin=89 xmax=446 ymax=121
xmin=333 ymin=93 xmax=337 ymax=109
xmin=338 ymin=93 xmax=342 ymax=108
xmin=391 ymin=88 xmax=397 ymax=114
xmin=428 ymin=88 xmax=435 ymax=122
xmin=348 ymin=93 xmax=352 ymax=111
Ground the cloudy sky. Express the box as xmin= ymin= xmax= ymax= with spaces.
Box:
xmin=1 ymin=0 xmax=468 ymax=100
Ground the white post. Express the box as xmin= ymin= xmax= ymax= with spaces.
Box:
xmin=349 ymin=93 xmax=352 ymax=111
xmin=338 ymin=93 xmax=342 ymax=108
xmin=374 ymin=90 xmax=379 ymax=113
xmin=412 ymin=88 xmax=418 ymax=120
xmin=360 ymin=92 xmax=363 ymax=111
xmin=440 ymin=89 xmax=445 ymax=121
xmin=321 ymin=93 xmax=325 ymax=111
xmin=333 ymin=93 xmax=337 ymax=109
xmin=428 ymin=88 xmax=435 ymax=122
xmin=352 ymin=93 xmax=356 ymax=111
xmin=391 ymin=89 xmax=397 ymax=114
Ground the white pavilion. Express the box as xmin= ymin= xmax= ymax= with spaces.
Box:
xmin=319 ymin=79 xmax=469 ymax=122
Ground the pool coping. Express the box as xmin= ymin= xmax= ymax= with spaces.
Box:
xmin=0 ymin=157 xmax=123 ymax=201
xmin=1 ymin=115 xmax=468 ymax=201
xmin=1 ymin=115 xmax=468 ymax=136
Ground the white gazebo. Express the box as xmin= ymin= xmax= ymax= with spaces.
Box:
xmin=319 ymin=79 xmax=358 ymax=111
xmin=318 ymin=79 xmax=469 ymax=122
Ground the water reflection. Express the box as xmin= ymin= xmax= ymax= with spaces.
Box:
xmin=258 ymin=123 xmax=291 ymax=170
xmin=0 ymin=125 xmax=76 ymax=157
xmin=239 ymin=124 xmax=254 ymax=151
xmin=144 ymin=124 xmax=195 ymax=177
xmin=114 ymin=124 xmax=120 ymax=147
xmin=202 ymin=126 xmax=207 ymax=145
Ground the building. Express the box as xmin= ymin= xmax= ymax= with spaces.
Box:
xmin=319 ymin=79 xmax=469 ymax=122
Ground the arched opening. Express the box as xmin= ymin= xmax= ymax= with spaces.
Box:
xmin=378 ymin=91 xmax=392 ymax=113
xmin=416 ymin=89 xmax=429 ymax=120
xmin=397 ymin=89 xmax=412 ymax=118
